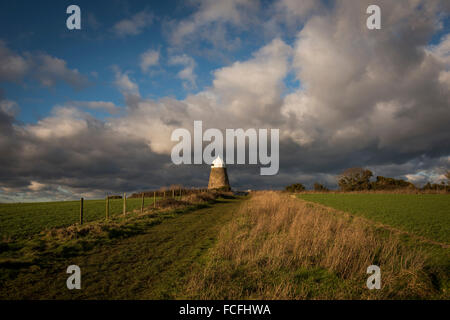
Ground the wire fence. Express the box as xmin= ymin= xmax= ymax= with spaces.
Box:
xmin=0 ymin=188 xmax=209 ymax=240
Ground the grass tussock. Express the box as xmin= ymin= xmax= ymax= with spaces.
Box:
xmin=186 ymin=191 xmax=439 ymax=299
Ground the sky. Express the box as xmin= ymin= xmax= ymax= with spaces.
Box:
xmin=0 ymin=0 xmax=449 ymax=202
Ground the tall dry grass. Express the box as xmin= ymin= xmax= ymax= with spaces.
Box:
xmin=186 ymin=191 xmax=437 ymax=299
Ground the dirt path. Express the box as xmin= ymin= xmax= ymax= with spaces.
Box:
xmin=1 ymin=198 xmax=243 ymax=299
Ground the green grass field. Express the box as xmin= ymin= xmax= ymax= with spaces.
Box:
xmin=298 ymin=194 xmax=450 ymax=244
xmin=0 ymin=198 xmax=158 ymax=240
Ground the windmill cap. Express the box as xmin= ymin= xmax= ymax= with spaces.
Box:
xmin=212 ymin=156 xmax=225 ymax=168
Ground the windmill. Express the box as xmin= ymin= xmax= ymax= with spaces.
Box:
xmin=208 ymin=156 xmax=231 ymax=190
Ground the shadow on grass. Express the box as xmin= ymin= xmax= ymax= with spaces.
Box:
xmin=0 ymin=200 xmax=225 ymax=278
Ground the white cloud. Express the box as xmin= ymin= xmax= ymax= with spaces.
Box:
xmin=168 ymin=0 xmax=259 ymax=50
xmin=211 ymin=38 xmax=291 ymax=123
xmin=0 ymin=40 xmax=28 ymax=82
xmin=28 ymin=181 xmax=46 ymax=191
xmin=140 ymin=49 xmax=160 ymax=72
xmin=113 ymin=11 xmax=153 ymax=37
xmin=428 ymin=33 xmax=450 ymax=86
xmin=26 ymin=107 xmax=89 ymax=140
xmin=406 ymin=168 xmax=448 ymax=186
xmin=169 ymin=54 xmax=197 ymax=89
xmin=429 ymin=34 xmax=450 ymax=64
xmin=113 ymin=68 xmax=140 ymax=96
xmin=275 ymin=0 xmax=321 ymax=20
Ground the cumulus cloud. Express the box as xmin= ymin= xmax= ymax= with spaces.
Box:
xmin=268 ymin=0 xmax=324 ymax=33
xmin=0 ymin=40 xmax=28 ymax=82
xmin=169 ymin=54 xmax=197 ymax=89
xmin=140 ymin=49 xmax=160 ymax=72
xmin=211 ymin=38 xmax=291 ymax=123
xmin=428 ymin=33 xmax=450 ymax=86
xmin=26 ymin=107 xmax=89 ymax=140
xmin=113 ymin=11 xmax=153 ymax=37
xmin=168 ymin=0 xmax=259 ymax=52
xmin=31 ymin=54 xmax=89 ymax=89
xmin=0 ymin=41 xmax=89 ymax=89
xmin=275 ymin=0 xmax=322 ymax=21
xmin=119 ymin=0 xmax=450 ymax=185
xmin=113 ymin=67 xmax=140 ymax=96
xmin=282 ymin=0 xmax=450 ymax=156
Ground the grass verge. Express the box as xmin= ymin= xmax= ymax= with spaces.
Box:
xmin=185 ymin=192 xmax=448 ymax=299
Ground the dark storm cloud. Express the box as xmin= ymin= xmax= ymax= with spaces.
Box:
xmin=277 ymin=0 xmax=450 ymax=179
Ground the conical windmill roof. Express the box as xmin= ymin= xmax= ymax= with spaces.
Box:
xmin=212 ymin=156 xmax=225 ymax=168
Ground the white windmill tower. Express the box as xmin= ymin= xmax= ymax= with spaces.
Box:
xmin=208 ymin=156 xmax=230 ymax=190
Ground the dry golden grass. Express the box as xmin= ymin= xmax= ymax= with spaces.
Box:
xmin=186 ymin=191 xmax=437 ymax=299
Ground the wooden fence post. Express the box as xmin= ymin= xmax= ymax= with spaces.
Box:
xmin=180 ymin=189 xmax=182 ymax=200
xmin=153 ymin=191 xmax=156 ymax=208
xmin=123 ymin=193 xmax=126 ymax=215
xmin=106 ymin=196 xmax=109 ymax=220
xmin=172 ymin=189 xmax=175 ymax=198
xmin=80 ymin=198 xmax=84 ymax=225
xmin=141 ymin=193 xmax=145 ymax=213
xmin=163 ymin=191 xmax=166 ymax=199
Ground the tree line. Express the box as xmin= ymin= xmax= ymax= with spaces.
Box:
xmin=285 ymin=168 xmax=450 ymax=192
